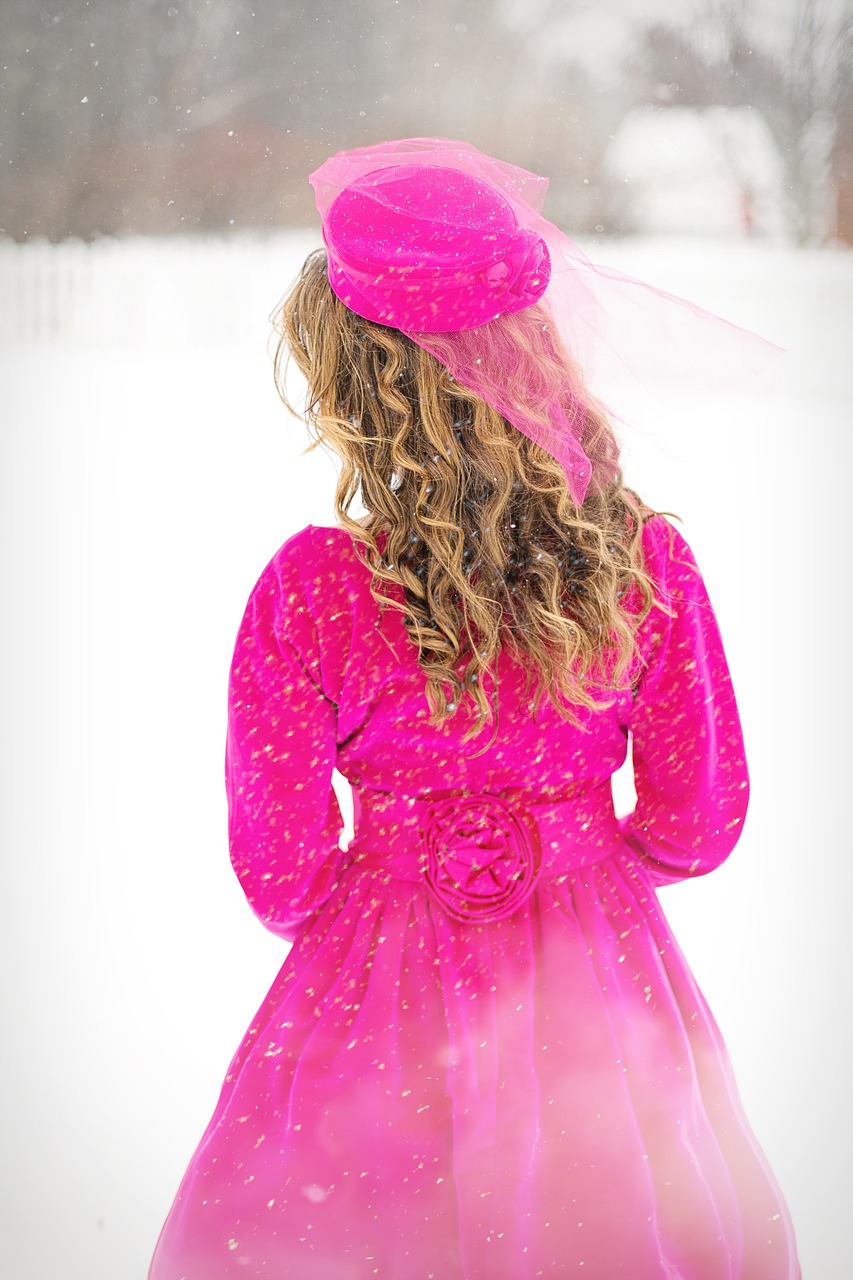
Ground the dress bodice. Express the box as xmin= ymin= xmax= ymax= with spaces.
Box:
xmin=225 ymin=516 xmax=749 ymax=942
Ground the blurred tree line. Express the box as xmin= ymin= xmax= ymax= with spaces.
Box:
xmin=0 ymin=0 xmax=850 ymax=242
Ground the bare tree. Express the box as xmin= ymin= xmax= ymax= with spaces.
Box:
xmin=626 ymin=0 xmax=853 ymax=241
xmin=3 ymin=0 xmax=847 ymax=241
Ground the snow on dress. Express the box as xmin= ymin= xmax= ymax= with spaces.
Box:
xmin=148 ymin=515 xmax=800 ymax=1280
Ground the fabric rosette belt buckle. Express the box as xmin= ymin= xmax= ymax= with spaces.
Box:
xmin=419 ymin=793 xmax=542 ymax=924
xmin=347 ymin=784 xmax=620 ymax=925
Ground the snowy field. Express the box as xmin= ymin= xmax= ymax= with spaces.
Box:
xmin=2 ymin=231 xmax=851 ymax=1279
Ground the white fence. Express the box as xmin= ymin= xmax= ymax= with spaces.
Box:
xmin=0 ymin=232 xmax=319 ymax=348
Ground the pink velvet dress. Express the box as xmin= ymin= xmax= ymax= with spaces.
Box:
xmin=149 ymin=515 xmax=800 ymax=1279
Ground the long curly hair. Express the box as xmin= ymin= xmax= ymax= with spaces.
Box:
xmin=274 ymin=249 xmax=658 ymax=747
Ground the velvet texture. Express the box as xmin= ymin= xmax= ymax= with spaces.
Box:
xmin=149 ymin=517 xmax=800 ymax=1279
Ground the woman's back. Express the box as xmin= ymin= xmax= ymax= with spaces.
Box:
xmin=236 ymin=517 xmax=733 ymax=831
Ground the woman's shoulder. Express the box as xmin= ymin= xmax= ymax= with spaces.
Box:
xmin=636 ymin=510 xmax=692 ymax=558
xmin=269 ymin=521 xmax=371 ymax=568
xmin=639 ymin=511 xmax=675 ymax=556
xmin=637 ymin=512 xmax=706 ymax=605
xmin=261 ymin=524 xmax=378 ymax=622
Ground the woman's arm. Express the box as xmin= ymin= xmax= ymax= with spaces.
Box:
xmin=618 ymin=517 xmax=750 ymax=887
xmin=225 ymin=530 xmax=345 ymax=943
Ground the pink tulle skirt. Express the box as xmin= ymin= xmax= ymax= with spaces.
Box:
xmin=149 ymin=851 xmax=799 ymax=1279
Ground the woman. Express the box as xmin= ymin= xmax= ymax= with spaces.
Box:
xmin=149 ymin=139 xmax=800 ymax=1278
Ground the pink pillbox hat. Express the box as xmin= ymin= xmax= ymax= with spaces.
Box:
xmin=322 ymin=163 xmax=551 ymax=332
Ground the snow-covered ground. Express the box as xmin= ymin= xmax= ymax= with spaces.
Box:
xmin=2 ymin=232 xmax=850 ymax=1279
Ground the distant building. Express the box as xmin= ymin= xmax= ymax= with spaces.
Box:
xmin=606 ymin=106 xmax=790 ymax=238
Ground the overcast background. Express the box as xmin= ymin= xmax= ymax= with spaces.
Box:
xmin=1 ymin=0 xmax=851 ymax=241
xmin=2 ymin=2 xmax=852 ymax=1278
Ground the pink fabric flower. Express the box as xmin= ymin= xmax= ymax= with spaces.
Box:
xmin=487 ymin=228 xmax=551 ymax=311
xmin=421 ymin=793 xmax=542 ymax=923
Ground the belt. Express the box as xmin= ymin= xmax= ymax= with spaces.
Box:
xmin=343 ymin=783 xmax=621 ymax=925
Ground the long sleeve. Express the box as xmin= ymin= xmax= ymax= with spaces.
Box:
xmin=618 ymin=516 xmax=749 ymax=888
xmin=225 ymin=529 xmax=345 ymax=943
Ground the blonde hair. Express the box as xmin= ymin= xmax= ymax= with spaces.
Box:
xmin=274 ymin=248 xmax=657 ymax=747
